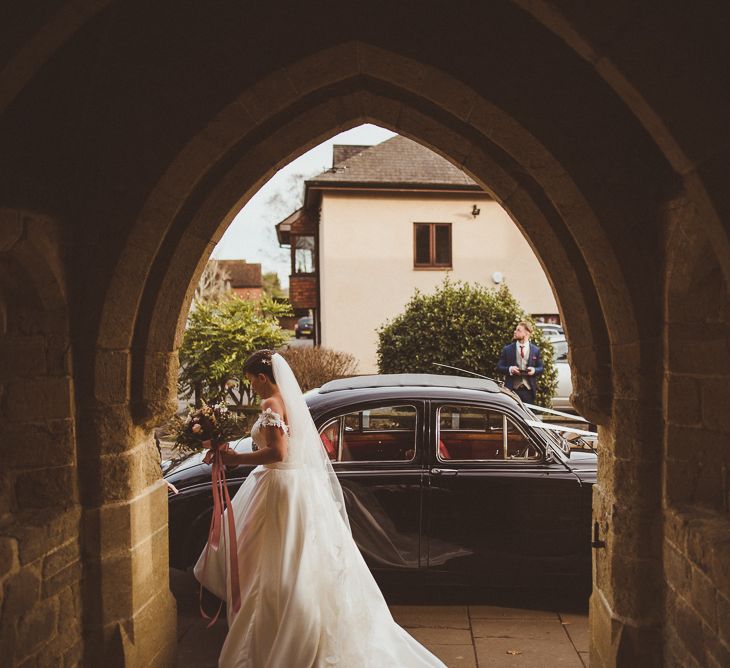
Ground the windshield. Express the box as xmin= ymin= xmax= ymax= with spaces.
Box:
xmin=519 ymin=403 xmax=596 ymax=456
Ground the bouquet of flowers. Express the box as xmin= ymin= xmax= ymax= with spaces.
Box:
xmin=174 ymin=402 xmax=245 ymax=454
xmin=174 ymin=401 xmax=245 ymax=621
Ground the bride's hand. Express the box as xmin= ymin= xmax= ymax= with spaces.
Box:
xmin=218 ymin=448 xmax=240 ymax=467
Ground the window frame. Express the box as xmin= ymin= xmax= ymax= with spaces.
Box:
xmin=318 ymin=402 xmax=420 ymax=465
xmin=435 ymin=403 xmax=543 ymax=464
xmin=413 ymin=222 xmax=452 ymax=269
xmin=291 ymin=234 xmax=316 ymax=275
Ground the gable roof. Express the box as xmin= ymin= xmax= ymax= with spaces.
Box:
xmin=307 ymin=135 xmax=480 ymax=190
xmin=275 ymin=208 xmax=316 ymax=245
xmin=332 ymin=144 xmax=370 ymax=165
xmin=215 ymin=260 xmax=262 ymax=288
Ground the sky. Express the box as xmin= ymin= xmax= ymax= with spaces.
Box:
xmin=212 ymin=124 xmax=397 ymax=286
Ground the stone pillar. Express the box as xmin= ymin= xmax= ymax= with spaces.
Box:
xmin=580 ymin=216 xmax=666 ymax=665
xmin=590 ymin=407 xmax=664 ymax=665
xmin=0 ymin=210 xmax=177 ymax=666
xmin=0 ymin=212 xmax=84 ymax=666
xmin=662 ymin=206 xmax=730 ymax=667
xmin=77 ymin=347 xmax=177 ymax=667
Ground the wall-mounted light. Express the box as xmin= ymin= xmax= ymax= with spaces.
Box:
xmin=471 ymin=204 xmax=481 ymax=218
xmin=491 ymin=271 xmax=503 ymax=285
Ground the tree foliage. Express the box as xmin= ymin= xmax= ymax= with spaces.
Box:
xmin=194 ymin=260 xmax=232 ymax=303
xmin=262 ymin=271 xmax=288 ymax=300
xmin=376 ymin=279 xmax=558 ymax=406
xmin=178 ymin=296 xmax=292 ymax=407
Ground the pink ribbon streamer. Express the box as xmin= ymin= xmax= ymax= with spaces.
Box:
xmin=199 ymin=440 xmax=241 ymax=626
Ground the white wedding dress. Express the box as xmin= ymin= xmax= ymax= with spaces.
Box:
xmin=194 ymin=354 xmax=446 ymax=668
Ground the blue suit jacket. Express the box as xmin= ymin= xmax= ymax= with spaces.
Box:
xmin=496 ymin=342 xmax=544 ymax=392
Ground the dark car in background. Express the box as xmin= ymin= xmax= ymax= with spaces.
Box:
xmin=294 ymin=316 xmax=314 ymax=338
xmin=165 ymin=374 xmax=596 ymax=596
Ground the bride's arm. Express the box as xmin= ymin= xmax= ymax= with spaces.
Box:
xmin=220 ymin=426 xmax=287 ymax=466
xmin=220 ymin=398 xmax=288 ymax=466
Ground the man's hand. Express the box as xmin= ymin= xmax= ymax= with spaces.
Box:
xmin=527 ymin=366 xmax=535 ymax=376
xmin=509 ymin=366 xmax=520 ymax=375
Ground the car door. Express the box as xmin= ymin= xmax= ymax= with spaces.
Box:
xmin=425 ymin=400 xmax=589 ymax=591
xmin=316 ymin=400 xmax=427 ymax=587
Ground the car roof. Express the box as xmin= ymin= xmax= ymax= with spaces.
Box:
xmin=317 ymin=373 xmax=501 ymax=395
xmin=305 ymin=373 xmax=526 ymax=417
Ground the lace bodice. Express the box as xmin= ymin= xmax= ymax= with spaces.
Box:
xmin=251 ymin=408 xmax=290 ymax=453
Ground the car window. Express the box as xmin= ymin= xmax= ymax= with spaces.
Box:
xmin=319 ymin=405 xmax=417 ymax=463
xmin=319 ymin=419 xmax=340 ymax=462
xmin=437 ymin=405 xmax=540 ymax=461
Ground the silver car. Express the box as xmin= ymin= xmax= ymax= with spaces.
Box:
xmin=535 ymin=322 xmax=565 ymax=341
xmin=552 ymin=336 xmax=573 ymax=411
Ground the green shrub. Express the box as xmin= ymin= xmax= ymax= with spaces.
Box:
xmin=178 ymin=296 xmax=292 ymax=407
xmin=376 ymin=279 xmax=558 ymax=407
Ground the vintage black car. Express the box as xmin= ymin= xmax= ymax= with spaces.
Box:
xmin=165 ymin=374 xmax=596 ymax=595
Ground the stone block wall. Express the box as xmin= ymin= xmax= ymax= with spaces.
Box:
xmin=0 ymin=213 xmax=83 ymax=666
xmin=663 ymin=510 xmax=730 ymax=667
xmin=663 ymin=212 xmax=730 ymax=666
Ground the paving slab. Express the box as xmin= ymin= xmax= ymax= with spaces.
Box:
xmin=390 ymin=605 xmax=470 ymax=629
xmin=471 ymin=618 xmax=568 ymax=641
xmin=408 ymin=627 xmax=474 ymax=645
xmin=470 ymin=605 xmax=557 ymax=620
xmin=560 ymin=612 xmax=590 ymax=653
xmin=475 ymin=636 xmax=584 ymax=667
xmin=177 ymin=621 xmax=227 ymax=668
xmin=426 ymin=643 xmax=478 ymax=667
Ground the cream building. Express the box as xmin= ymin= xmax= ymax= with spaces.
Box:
xmin=277 ymin=136 xmax=558 ymax=373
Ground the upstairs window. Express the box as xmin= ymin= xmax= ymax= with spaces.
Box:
xmin=414 ymin=223 xmax=452 ymax=268
xmin=293 ymin=235 xmax=315 ymax=274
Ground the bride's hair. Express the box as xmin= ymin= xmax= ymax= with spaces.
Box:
xmin=242 ymin=349 xmax=276 ymax=383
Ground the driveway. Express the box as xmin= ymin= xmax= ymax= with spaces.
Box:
xmin=172 ymin=569 xmax=589 ymax=667
xmin=287 ymin=335 xmax=314 ymax=349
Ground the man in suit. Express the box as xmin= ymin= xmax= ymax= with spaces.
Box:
xmin=496 ymin=321 xmax=544 ymax=404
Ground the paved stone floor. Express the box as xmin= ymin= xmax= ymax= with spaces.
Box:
xmin=173 ymin=569 xmax=589 ymax=667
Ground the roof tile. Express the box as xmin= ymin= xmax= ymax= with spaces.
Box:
xmin=309 ymin=135 xmax=478 ymax=188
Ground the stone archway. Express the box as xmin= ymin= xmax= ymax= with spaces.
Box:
xmin=2 ymin=3 xmax=728 ymax=667
xmin=84 ymin=45 xmax=666 ymax=666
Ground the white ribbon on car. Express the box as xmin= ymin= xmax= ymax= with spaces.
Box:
xmin=523 ymin=403 xmax=590 ymax=422
xmin=525 ymin=420 xmax=597 ymax=437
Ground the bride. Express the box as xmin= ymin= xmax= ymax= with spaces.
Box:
xmin=194 ymin=350 xmax=446 ymax=667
